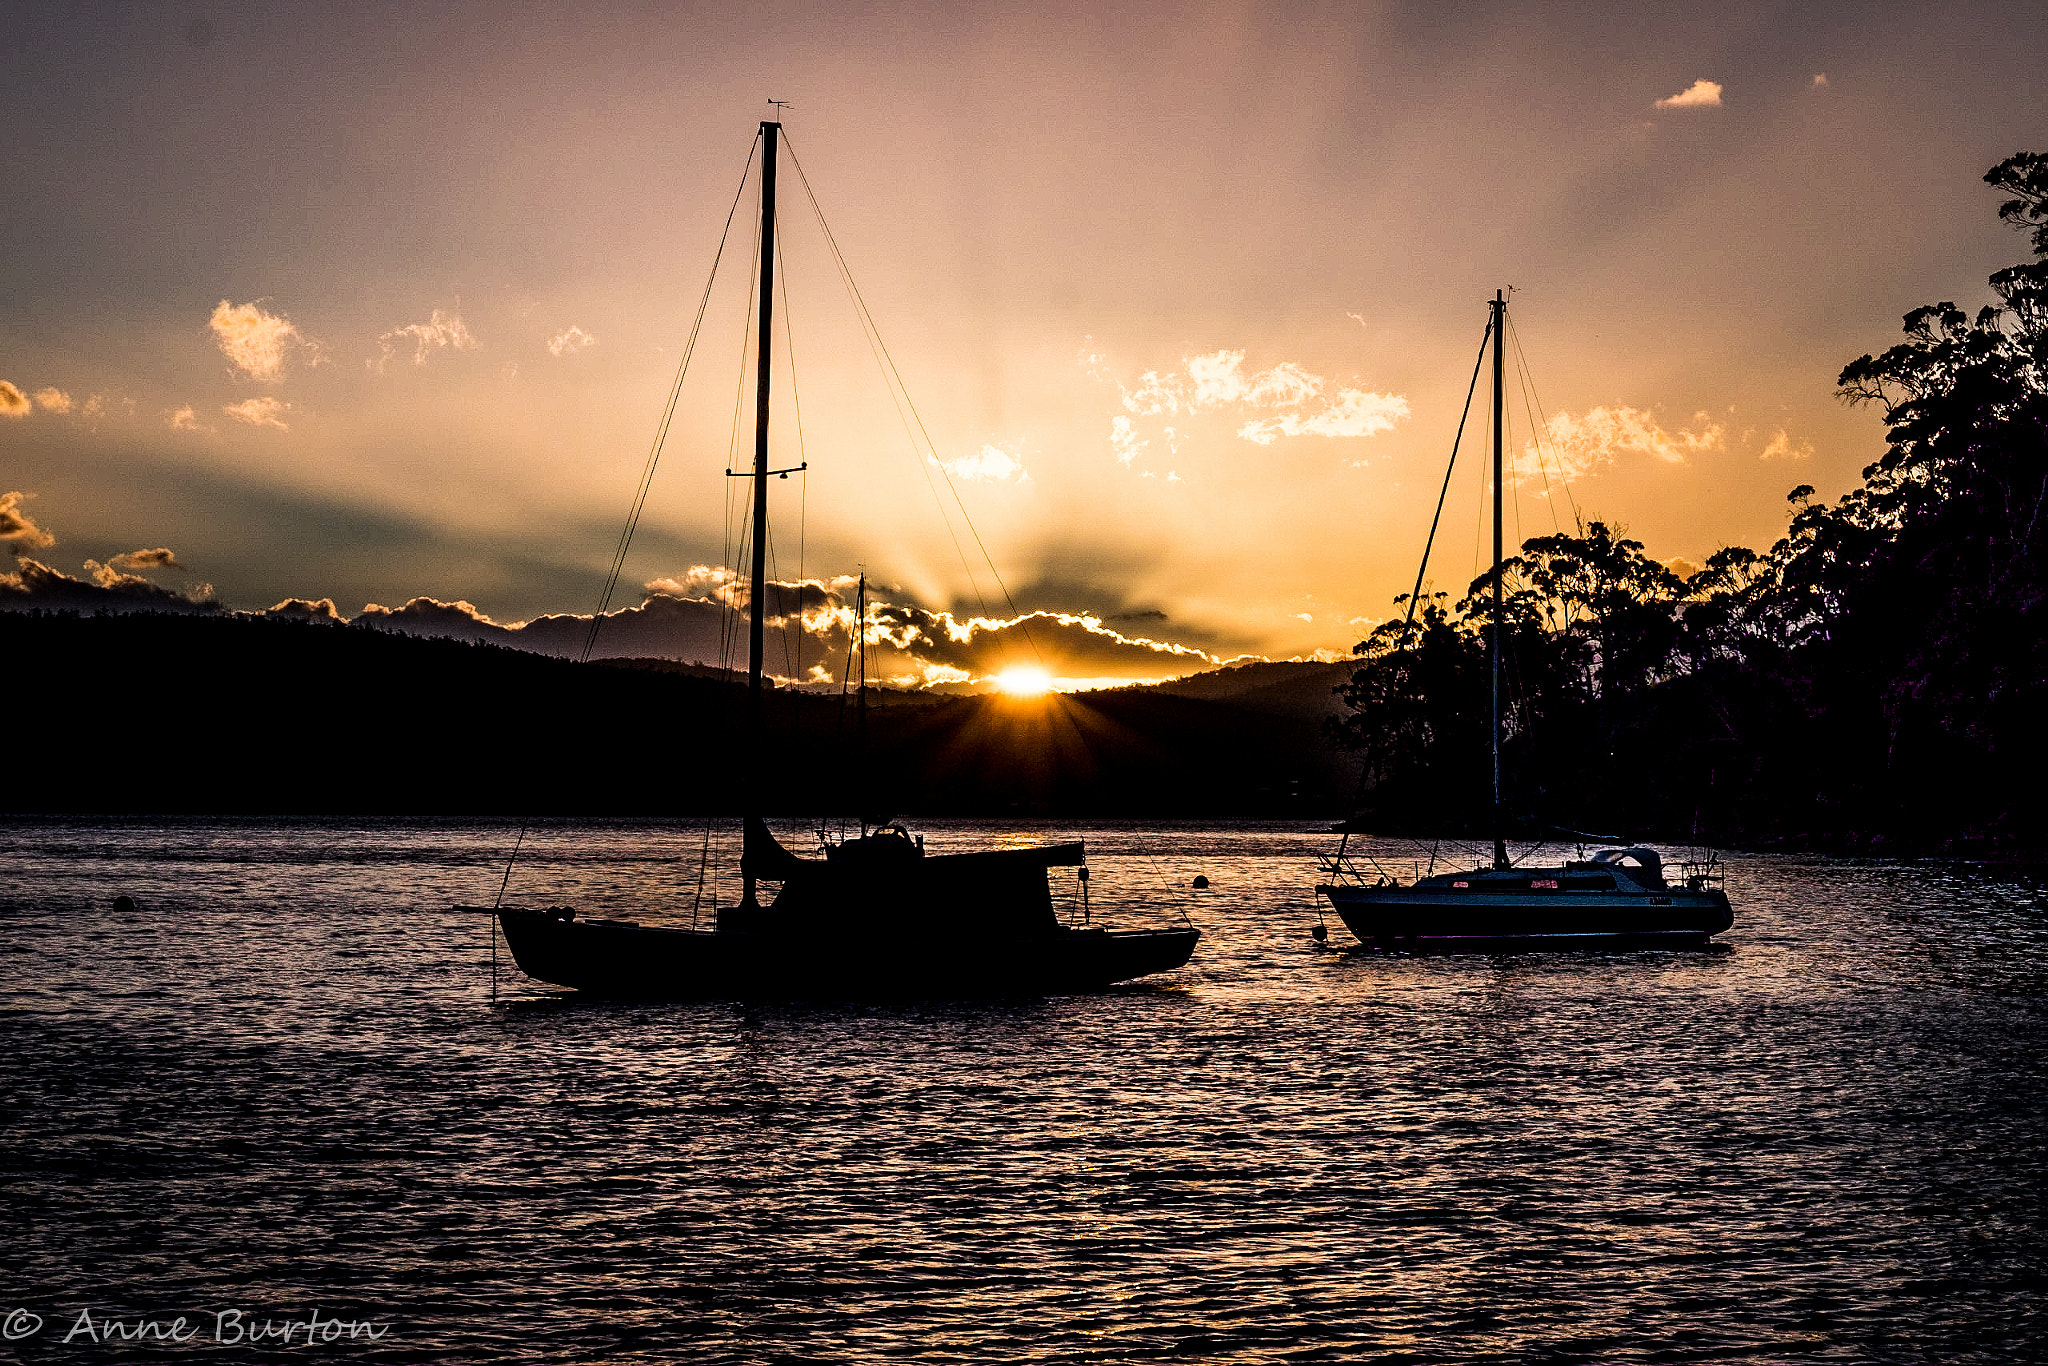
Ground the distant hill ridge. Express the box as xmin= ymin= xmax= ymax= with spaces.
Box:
xmin=10 ymin=610 xmax=1349 ymax=816
xmin=1121 ymin=658 xmax=1356 ymax=719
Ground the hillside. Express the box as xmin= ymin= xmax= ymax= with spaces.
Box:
xmin=10 ymin=611 xmax=1349 ymax=816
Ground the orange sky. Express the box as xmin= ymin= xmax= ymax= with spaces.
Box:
xmin=3 ymin=3 xmax=2045 ymax=687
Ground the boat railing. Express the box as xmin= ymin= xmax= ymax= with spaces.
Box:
xmin=1666 ymin=855 xmax=1726 ymax=892
xmin=1316 ymin=852 xmax=1410 ymax=888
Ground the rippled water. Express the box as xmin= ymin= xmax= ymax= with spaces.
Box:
xmin=3 ymin=817 xmax=2045 ymax=1363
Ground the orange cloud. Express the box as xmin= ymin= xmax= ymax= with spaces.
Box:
xmin=0 ymin=381 xmax=27 ymax=417
xmin=209 ymin=299 xmax=319 ymax=381
xmin=1239 ymin=389 xmax=1410 ymax=445
xmin=108 ymin=547 xmax=181 ymax=571
xmin=32 ymin=387 xmax=72 ymax=413
xmin=937 ymin=444 xmax=1029 ymax=482
xmin=1521 ymin=405 xmax=1723 ymax=483
xmin=223 ymin=396 xmax=291 ymax=430
xmin=1 ymin=490 xmax=56 ymax=551
xmin=1758 ymin=429 xmax=1814 ymax=461
xmin=547 ymin=325 xmax=596 ymax=356
xmin=373 ymin=308 xmax=479 ymax=370
xmin=1655 ymin=79 xmax=1723 ymax=109
xmin=1101 ymin=347 xmax=1409 ymax=457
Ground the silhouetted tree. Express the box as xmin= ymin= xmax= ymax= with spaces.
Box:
xmin=1336 ymin=151 xmax=2048 ymax=853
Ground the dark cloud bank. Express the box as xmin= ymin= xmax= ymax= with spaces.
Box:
xmin=4 ymin=529 xmax=1250 ymax=689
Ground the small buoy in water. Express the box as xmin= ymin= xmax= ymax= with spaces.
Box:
xmin=1191 ymin=875 xmax=1209 ymax=890
xmin=1077 ymin=867 xmax=1089 ymax=882
xmin=113 ymin=895 xmax=135 ymax=914
xmin=1311 ymin=923 xmax=1328 ymax=942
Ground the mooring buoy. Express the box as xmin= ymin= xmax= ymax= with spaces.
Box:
xmin=1191 ymin=875 xmax=1209 ymax=889
xmin=113 ymin=895 xmax=135 ymax=914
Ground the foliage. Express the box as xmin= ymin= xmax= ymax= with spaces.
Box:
xmin=1336 ymin=153 xmax=2048 ymax=853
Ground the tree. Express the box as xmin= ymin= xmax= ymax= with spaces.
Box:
xmin=1336 ymin=151 xmax=2048 ymax=852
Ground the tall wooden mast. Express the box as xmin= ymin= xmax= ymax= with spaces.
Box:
xmin=740 ymin=119 xmax=780 ymax=909
xmin=1490 ymin=289 xmax=1508 ymax=871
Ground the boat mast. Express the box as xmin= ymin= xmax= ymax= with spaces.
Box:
xmin=741 ymin=119 xmax=780 ymax=909
xmin=856 ymin=571 xmax=869 ymax=835
xmin=1490 ymin=288 xmax=1508 ymax=871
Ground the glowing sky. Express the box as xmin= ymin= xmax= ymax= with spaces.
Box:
xmin=4 ymin=3 xmax=2045 ymax=685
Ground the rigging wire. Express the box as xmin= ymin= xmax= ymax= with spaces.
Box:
xmin=1509 ymin=393 xmax=1523 ymax=555
xmin=1510 ymin=353 xmax=1565 ymax=541
xmin=1400 ymin=320 xmax=1494 ymax=638
xmin=780 ymin=132 xmax=1042 ymax=669
xmin=1335 ymin=317 xmax=1492 ymax=863
xmin=580 ymin=131 xmax=761 ymax=664
xmin=720 ymin=194 xmax=768 ymax=679
xmin=497 ymin=136 xmax=760 ymax=936
xmin=689 ymin=819 xmax=713 ymax=931
xmin=1471 ymin=374 xmax=1491 ymax=589
xmin=1505 ymin=312 xmax=1582 ymax=533
xmin=772 ymin=201 xmax=811 ymax=687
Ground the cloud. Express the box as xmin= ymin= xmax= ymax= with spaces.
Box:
xmin=1110 ymin=415 xmax=1146 ymax=465
xmin=1655 ymin=79 xmax=1723 ymax=109
xmin=83 ymin=547 xmax=194 ymax=593
xmin=372 ymin=308 xmax=479 ymax=371
xmin=1519 ymin=405 xmax=1723 ymax=483
xmin=861 ymin=603 xmax=1223 ymax=687
xmin=1758 ymin=429 xmax=1814 ymax=461
xmin=166 ymin=405 xmax=206 ymax=431
xmin=1811 ymin=73 xmax=1828 ymax=88
xmin=937 ymin=444 xmax=1029 ymax=482
xmin=209 ymin=300 xmax=319 ymax=382
xmin=32 ymin=387 xmax=72 ymax=414
xmin=547 ymin=325 xmax=596 ymax=356
xmin=0 ymin=557 xmax=216 ymax=613
xmin=1186 ymin=351 xmax=1323 ymax=409
xmin=0 ymin=381 xmax=27 ymax=417
xmin=107 ymin=547 xmax=182 ymax=571
xmin=1099 ymin=347 xmax=1409 ymax=457
xmin=4 ymin=536 xmax=1240 ymax=687
xmin=345 ymin=567 xmax=1227 ymax=690
xmin=264 ymin=598 xmax=347 ymax=624
xmin=1238 ymin=388 xmax=1410 ymax=445
xmin=223 ymin=396 xmax=291 ymax=430
xmin=1663 ymin=556 xmax=1705 ymax=581
xmin=1 ymin=491 xmax=57 ymax=552
xmin=1120 ymin=349 xmax=1323 ymax=415
xmin=351 ymin=588 xmax=745 ymax=674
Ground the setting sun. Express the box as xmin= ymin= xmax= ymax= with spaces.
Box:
xmin=996 ymin=666 xmax=1054 ymax=697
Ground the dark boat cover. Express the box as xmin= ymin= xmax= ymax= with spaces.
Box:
xmin=741 ymin=815 xmax=1086 ymax=939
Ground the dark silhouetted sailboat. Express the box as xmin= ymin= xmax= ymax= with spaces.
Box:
xmin=470 ymin=121 xmax=1199 ymax=996
xmin=1315 ymin=291 xmax=1734 ymax=949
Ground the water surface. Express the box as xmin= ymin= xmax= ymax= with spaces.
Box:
xmin=3 ymin=818 xmax=2043 ymax=1362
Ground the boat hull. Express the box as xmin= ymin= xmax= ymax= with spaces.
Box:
xmin=1319 ymin=884 xmax=1732 ymax=950
xmin=493 ymin=908 xmax=1201 ymax=998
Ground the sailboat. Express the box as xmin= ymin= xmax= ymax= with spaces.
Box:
xmin=1315 ymin=291 xmax=1734 ymax=949
xmin=472 ymin=120 xmax=1201 ymax=996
